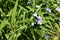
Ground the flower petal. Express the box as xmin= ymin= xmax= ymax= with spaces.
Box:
xmin=37 ymin=20 xmax=42 ymax=25
xmin=37 ymin=16 xmax=42 ymax=25
xmin=46 ymin=8 xmax=51 ymax=13
xmin=37 ymin=16 xmax=42 ymax=20
xmin=33 ymin=12 xmax=37 ymax=17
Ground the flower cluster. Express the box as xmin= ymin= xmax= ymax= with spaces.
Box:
xmin=46 ymin=7 xmax=60 ymax=13
xmin=33 ymin=12 xmax=42 ymax=25
xmin=31 ymin=0 xmax=60 ymax=26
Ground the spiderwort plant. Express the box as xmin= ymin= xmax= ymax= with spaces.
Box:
xmin=1 ymin=0 xmax=60 ymax=40
xmin=46 ymin=8 xmax=51 ymax=13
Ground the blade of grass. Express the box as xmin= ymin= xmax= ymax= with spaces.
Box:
xmin=11 ymin=0 xmax=18 ymax=27
xmin=26 ymin=6 xmax=34 ymax=12
xmin=36 ymin=4 xmax=43 ymax=13
xmin=23 ymin=33 xmax=30 ymax=40
xmin=32 ymin=0 xmax=35 ymax=9
xmin=8 ymin=30 xmax=14 ymax=40
xmin=7 ymin=9 xmax=13 ymax=16
xmin=17 ymin=7 xmax=22 ymax=16
xmin=18 ymin=5 xmax=28 ymax=13
xmin=9 ymin=0 xmax=18 ymax=40
xmin=54 ymin=23 xmax=60 ymax=32
xmin=0 ymin=19 xmax=8 ymax=30
xmin=34 ymin=29 xmax=45 ymax=37
xmin=30 ymin=29 xmax=35 ymax=40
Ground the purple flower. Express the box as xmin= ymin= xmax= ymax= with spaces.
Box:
xmin=45 ymin=34 xmax=49 ymax=39
xmin=33 ymin=12 xmax=42 ymax=25
xmin=27 ymin=0 xmax=31 ymax=5
xmin=33 ymin=12 xmax=37 ymax=17
xmin=46 ymin=8 xmax=51 ymax=13
xmin=37 ymin=16 xmax=42 ymax=25
xmin=56 ymin=7 xmax=60 ymax=12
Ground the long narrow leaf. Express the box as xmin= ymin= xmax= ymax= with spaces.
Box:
xmin=0 ymin=19 xmax=8 ymax=30
xmin=11 ymin=0 xmax=18 ymax=27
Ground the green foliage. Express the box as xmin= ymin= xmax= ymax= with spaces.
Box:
xmin=0 ymin=0 xmax=60 ymax=40
xmin=0 ymin=19 xmax=8 ymax=31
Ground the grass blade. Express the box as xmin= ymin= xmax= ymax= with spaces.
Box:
xmin=11 ymin=0 xmax=18 ymax=27
xmin=0 ymin=19 xmax=8 ymax=30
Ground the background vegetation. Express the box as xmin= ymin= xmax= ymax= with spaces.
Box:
xmin=0 ymin=0 xmax=60 ymax=40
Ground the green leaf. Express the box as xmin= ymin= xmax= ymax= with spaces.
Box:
xmin=30 ymin=29 xmax=35 ymax=40
xmin=26 ymin=6 xmax=34 ymax=12
xmin=34 ymin=29 xmax=45 ymax=37
xmin=11 ymin=0 xmax=18 ymax=27
xmin=18 ymin=5 xmax=28 ymax=12
xmin=36 ymin=4 xmax=43 ymax=13
xmin=0 ymin=19 xmax=8 ymax=30
xmin=32 ymin=0 xmax=35 ymax=9
xmin=54 ymin=23 xmax=60 ymax=32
